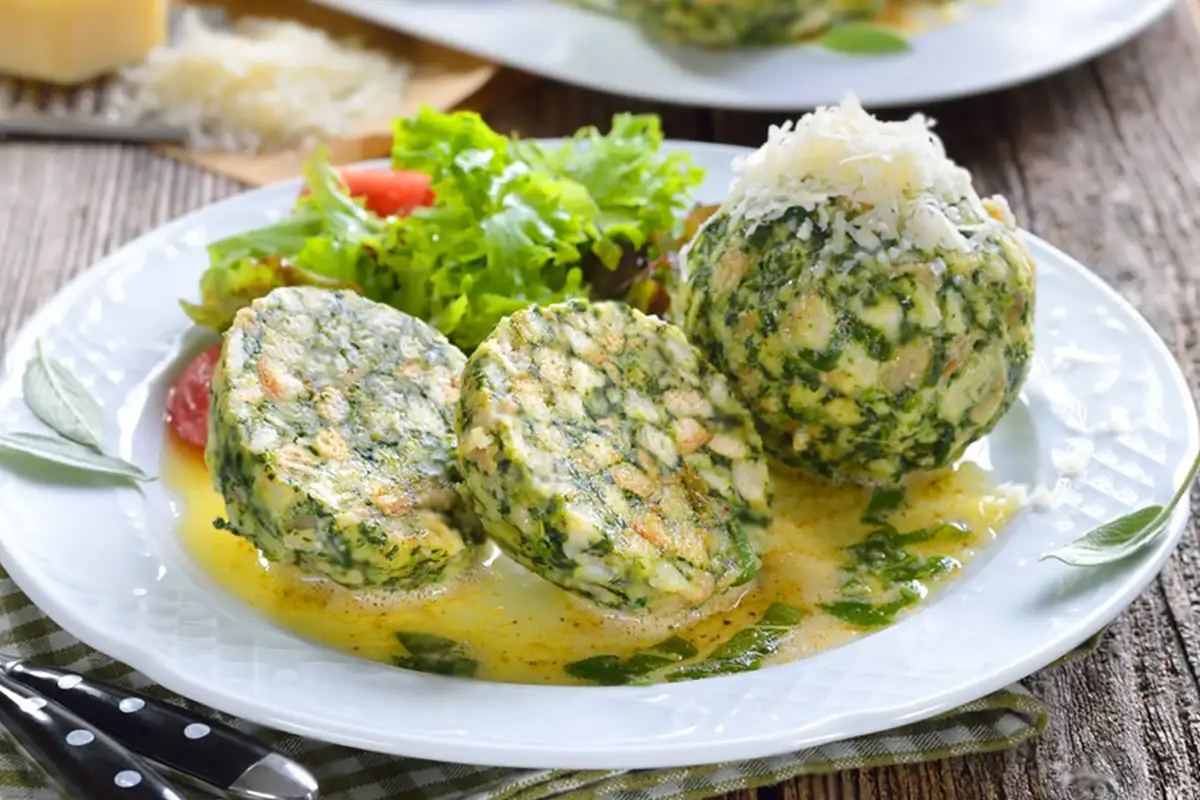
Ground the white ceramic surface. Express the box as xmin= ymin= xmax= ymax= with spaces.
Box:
xmin=309 ymin=0 xmax=1175 ymax=110
xmin=0 ymin=142 xmax=1194 ymax=770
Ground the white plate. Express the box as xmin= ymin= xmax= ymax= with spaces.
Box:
xmin=0 ymin=141 xmax=1194 ymax=770
xmin=310 ymin=0 xmax=1175 ymax=110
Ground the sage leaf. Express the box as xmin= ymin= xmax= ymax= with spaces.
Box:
xmin=22 ymin=341 xmax=104 ymax=450
xmin=1042 ymin=448 xmax=1200 ymax=567
xmin=0 ymin=433 xmax=151 ymax=482
xmin=818 ymin=23 xmax=911 ymax=55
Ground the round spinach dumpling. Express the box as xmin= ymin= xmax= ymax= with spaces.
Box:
xmin=616 ymin=0 xmax=874 ymax=49
xmin=456 ymin=300 xmax=773 ymax=614
xmin=207 ymin=287 xmax=480 ymax=590
xmin=678 ymin=97 xmax=1036 ymax=485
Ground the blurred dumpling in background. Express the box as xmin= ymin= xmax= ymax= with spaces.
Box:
xmin=614 ymin=0 xmax=888 ymax=49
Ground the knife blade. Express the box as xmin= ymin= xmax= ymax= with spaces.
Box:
xmin=0 ymin=669 xmax=187 ymax=799
xmin=0 ymin=656 xmax=320 ymax=800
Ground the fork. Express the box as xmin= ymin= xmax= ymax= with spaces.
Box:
xmin=0 ymin=653 xmax=320 ymax=799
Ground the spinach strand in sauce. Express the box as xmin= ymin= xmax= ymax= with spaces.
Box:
xmin=820 ymin=488 xmax=973 ymax=628
xmin=564 ymin=603 xmax=805 ymax=685
xmin=394 ymin=632 xmax=479 ymax=678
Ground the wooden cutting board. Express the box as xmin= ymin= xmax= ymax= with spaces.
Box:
xmin=164 ymin=0 xmax=533 ymax=185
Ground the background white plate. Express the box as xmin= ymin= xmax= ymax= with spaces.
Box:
xmin=0 ymin=142 xmax=1194 ymax=770
xmin=310 ymin=0 xmax=1176 ymax=110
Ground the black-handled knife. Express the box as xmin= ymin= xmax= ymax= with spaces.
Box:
xmin=0 ymin=657 xmax=320 ymax=800
xmin=0 ymin=669 xmax=186 ymax=799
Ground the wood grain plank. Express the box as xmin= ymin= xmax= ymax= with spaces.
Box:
xmin=0 ymin=143 xmax=242 ymax=352
xmin=483 ymin=79 xmax=714 ymax=142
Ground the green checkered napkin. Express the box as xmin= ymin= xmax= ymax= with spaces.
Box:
xmin=0 ymin=567 xmax=1097 ymax=800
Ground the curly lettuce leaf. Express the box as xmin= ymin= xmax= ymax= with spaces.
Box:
xmin=183 ymin=109 xmax=704 ymax=349
xmin=181 ymin=151 xmax=379 ymax=330
xmin=389 ymin=107 xmax=597 ymax=349
xmin=515 ymin=113 xmax=705 ymax=273
xmin=181 ymin=254 xmax=361 ymax=331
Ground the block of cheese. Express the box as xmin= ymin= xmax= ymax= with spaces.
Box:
xmin=0 ymin=0 xmax=167 ymax=84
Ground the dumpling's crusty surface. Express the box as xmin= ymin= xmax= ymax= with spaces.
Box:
xmin=206 ymin=287 xmax=479 ymax=590
xmin=456 ymin=300 xmax=773 ymax=614
xmin=678 ymin=97 xmax=1036 ymax=484
xmin=615 ymin=0 xmax=855 ymax=49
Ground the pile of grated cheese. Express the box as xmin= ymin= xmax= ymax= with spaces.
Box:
xmin=723 ymin=94 xmax=1013 ymax=257
xmin=114 ymin=8 xmax=411 ymax=153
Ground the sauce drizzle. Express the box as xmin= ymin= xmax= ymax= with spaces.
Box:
xmin=167 ymin=438 xmax=1017 ymax=685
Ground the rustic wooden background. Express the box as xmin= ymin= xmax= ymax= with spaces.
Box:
xmin=2 ymin=2 xmax=1199 ymax=799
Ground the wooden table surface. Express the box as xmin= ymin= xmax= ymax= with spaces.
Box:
xmin=3 ymin=3 xmax=1200 ymax=799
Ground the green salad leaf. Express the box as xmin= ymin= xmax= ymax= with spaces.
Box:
xmin=181 ymin=253 xmax=363 ymax=331
xmin=514 ymin=113 xmax=705 ymax=273
xmin=181 ymin=153 xmax=377 ymax=330
xmin=181 ymin=107 xmax=703 ymax=351
xmin=387 ymin=108 xmax=598 ymax=349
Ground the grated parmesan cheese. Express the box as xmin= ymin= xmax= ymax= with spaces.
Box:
xmin=998 ymin=480 xmax=1080 ymax=511
xmin=1093 ymin=405 xmax=1136 ymax=435
xmin=1050 ymin=344 xmax=1120 ymax=372
xmin=1051 ymin=436 xmax=1096 ymax=478
xmin=114 ymin=9 xmax=411 ymax=152
xmin=723 ymin=93 xmax=1010 ymax=256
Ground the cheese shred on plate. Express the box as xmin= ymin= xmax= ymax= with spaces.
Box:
xmin=723 ymin=94 xmax=1014 ymax=257
xmin=116 ymin=9 xmax=411 ymax=152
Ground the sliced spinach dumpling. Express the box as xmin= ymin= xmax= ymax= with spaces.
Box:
xmin=456 ymin=300 xmax=773 ymax=614
xmin=206 ymin=287 xmax=479 ymax=590
xmin=616 ymin=0 xmax=871 ymax=49
xmin=679 ymin=97 xmax=1036 ymax=485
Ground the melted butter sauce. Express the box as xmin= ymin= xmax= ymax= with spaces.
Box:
xmin=167 ymin=438 xmax=1017 ymax=685
xmin=880 ymin=0 xmax=915 ymax=28
xmin=879 ymin=0 xmax=960 ymax=34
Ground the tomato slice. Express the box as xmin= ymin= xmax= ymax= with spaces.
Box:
xmin=165 ymin=344 xmax=222 ymax=449
xmin=300 ymin=168 xmax=435 ymax=218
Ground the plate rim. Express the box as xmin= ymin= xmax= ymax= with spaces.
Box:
xmin=308 ymin=0 xmax=1177 ymax=111
xmin=0 ymin=139 xmax=1195 ymax=769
